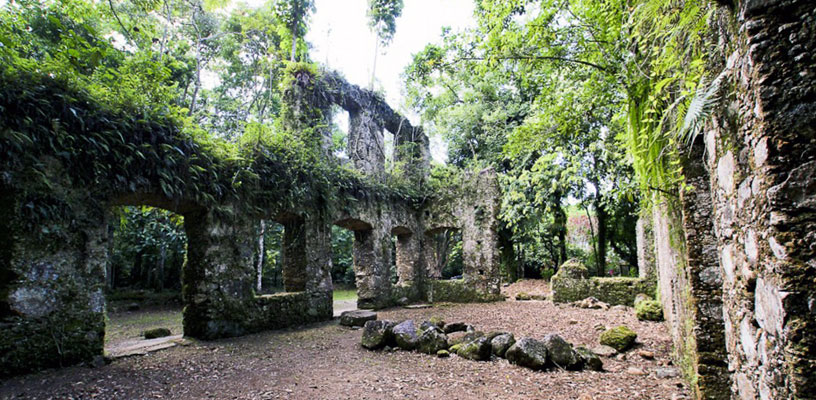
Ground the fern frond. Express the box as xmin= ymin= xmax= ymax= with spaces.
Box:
xmin=677 ymin=68 xmax=727 ymax=148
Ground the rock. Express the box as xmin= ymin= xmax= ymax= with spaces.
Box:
xmin=542 ymin=334 xmax=581 ymax=370
xmin=575 ymin=347 xmax=603 ymax=371
xmin=593 ymin=323 xmax=607 ymax=332
xmin=396 ymin=297 xmax=409 ymax=306
xmin=574 ymin=297 xmax=609 ymax=310
xmin=569 ymin=320 xmax=579 ymax=325
xmin=515 ymin=292 xmax=532 ymax=301
xmin=361 ymin=320 xmax=395 ymax=350
xmin=417 ymin=326 xmax=448 ymax=354
xmin=615 ymin=353 xmax=627 ymax=361
xmin=634 ymin=293 xmax=651 ymax=307
xmin=559 ymin=259 xmax=589 ymax=278
xmin=443 ymin=322 xmax=469 ymax=334
xmin=393 ymin=320 xmax=419 ymax=350
xmin=144 ymin=328 xmax=171 ymax=339
xmin=90 ymin=355 xmax=107 ymax=368
xmin=638 ymin=350 xmax=655 ymax=359
xmin=491 ymin=333 xmax=516 ymax=357
xmin=599 ymin=326 xmax=637 ymax=352
xmin=455 ymin=336 xmax=492 ymax=361
xmin=429 ymin=316 xmax=445 ymax=329
xmin=340 ymin=310 xmax=377 ymax=327
xmin=531 ymin=294 xmax=548 ymax=301
xmin=635 ymin=300 xmax=664 ymax=321
xmin=437 ymin=349 xmax=450 ymax=358
xmin=447 ymin=331 xmax=483 ymax=348
xmin=505 ymin=338 xmax=549 ymax=370
xmin=626 ymin=367 xmax=648 ymax=376
xmin=656 ymin=367 xmax=681 ymax=379
xmin=610 ymin=305 xmax=629 ymax=312
xmin=591 ymin=345 xmax=617 ymax=357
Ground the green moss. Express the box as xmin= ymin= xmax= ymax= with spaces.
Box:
xmin=599 ymin=326 xmax=637 ymax=352
xmin=635 ymin=300 xmax=664 ymax=321
xmin=515 ymin=292 xmax=532 ymax=301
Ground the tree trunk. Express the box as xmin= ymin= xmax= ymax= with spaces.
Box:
xmin=553 ymin=195 xmax=567 ymax=267
xmin=499 ymin=227 xmax=517 ymax=282
xmin=595 ymin=198 xmax=608 ymax=276
xmin=256 ymin=220 xmax=265 ymax=293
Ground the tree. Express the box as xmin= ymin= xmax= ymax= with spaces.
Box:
xmin=272 ymin=0 xmax=315 ymax=62
xmin=366 ymin=0 xmax=403 ymax=88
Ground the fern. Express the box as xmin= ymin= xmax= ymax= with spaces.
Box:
xmin=677 ymin=69 xmax=727 ymax=148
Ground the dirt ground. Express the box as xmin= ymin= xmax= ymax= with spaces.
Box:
xmin=0 ymin=281 xmax=687 ymax=400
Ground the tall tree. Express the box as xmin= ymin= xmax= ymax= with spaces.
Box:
xmin=366 ymin=0 xmax=403 ymax=88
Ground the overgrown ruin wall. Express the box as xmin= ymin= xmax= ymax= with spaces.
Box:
xmin=0 ymin=66 xmax=503 ymax=376
xmin=652 ymin=0 xmax=816 ymax=398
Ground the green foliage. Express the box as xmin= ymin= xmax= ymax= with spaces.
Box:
xmin=331 ymin=226 xmax=355 ymax=286
xmin=366 ymin=0 xmax=403 ymax=47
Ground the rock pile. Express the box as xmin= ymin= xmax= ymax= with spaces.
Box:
xmin=361 ymin=318 xmax=604 ymax=372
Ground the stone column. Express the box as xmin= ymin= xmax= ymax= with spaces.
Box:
xmin=636 ymin=214 xmax=657 ymax=282
xmin=348 ymin=109 xmax=385 ymax=176
xmin=281 ymin=218 xmax=308 ymax=292
xmin=182 ymin=206 xmax=255 ymax=340
xmin=460 ymin=168 xmax=502 ymax=295
xmin=353 ymin=226 xmax=392 ymax=309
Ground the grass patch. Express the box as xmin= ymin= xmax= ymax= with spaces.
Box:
xmin=333 ymin=289 xmax=357 ymax=302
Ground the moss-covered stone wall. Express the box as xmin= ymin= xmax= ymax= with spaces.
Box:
xmin=550 ymin=262 xmax=655 ymax=306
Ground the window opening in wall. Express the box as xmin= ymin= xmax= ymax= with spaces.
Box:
xmin=427 ymin=228 xmax=463 ymax=280
xmin=254 ymin=220 xmax=284 ymax=295
xmin=330 ymin=225 xmax=356 ymax=305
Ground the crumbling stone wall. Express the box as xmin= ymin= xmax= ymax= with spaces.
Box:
xmin=705 ymin=1 xmax=816 ymax=398
xmin=650 ymin=0 xmax=816 ymax=398
xmin=0 ymin=65 xmax=502 ymax=377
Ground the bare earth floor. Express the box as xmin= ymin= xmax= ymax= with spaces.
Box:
xmin=0 ymin=284 xmax=688 ymax=400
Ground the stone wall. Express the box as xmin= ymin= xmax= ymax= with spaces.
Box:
xmin=650 ymin=0 xmax=816 ymax=398
xmin=550 ymin=260 xmax=655 ymax=306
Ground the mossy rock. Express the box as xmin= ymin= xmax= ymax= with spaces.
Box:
xmin=144 ymin=328 xmax=172 ymax=339
xmin=515 ymin=292 xmax=532 ymax=301
xmin=599 ymin=326 xmax=637 ymax=352
xmin=635 ymin=300 xmax=663 ymax=321
xmin=557 ymin=259 xmax=589 ymax=279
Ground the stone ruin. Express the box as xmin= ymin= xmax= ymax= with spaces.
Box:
xmin=0 ymin=66 xmax=502 ymax=375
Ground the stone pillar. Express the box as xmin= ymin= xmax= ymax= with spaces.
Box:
xmin=352 ymin=226 xmax=392 ymax=309
xmin=394 ymin=231 xmax=419 ymax=284
xmin=636 ymin=214 xmax=656 ymax=282
xmin=182 ymin=206 xmax=256 ymax=340
xmin=460 ymin=169 xmax=502 ymax=295
xmin=303 ymin=211 xmax=332 ymax=320
xmin=0 ymin=185 xmax=107 ymax=376
xmin=281 ymin=218 xmax=307 ymax=292
xmin=348 ymin=108 xmax=385 ymax=176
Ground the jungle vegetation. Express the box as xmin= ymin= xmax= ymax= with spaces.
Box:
xmin=0 ymin=0 xmax=718 ymax=291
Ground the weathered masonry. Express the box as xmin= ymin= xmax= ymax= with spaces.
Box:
xmin=641 ymin=0 xmax=816 ymax=399
xmin=0 ymin=65 xmax=502 ymax=375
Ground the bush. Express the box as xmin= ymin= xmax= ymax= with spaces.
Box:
xmin=635 ymin=300 xmax=664 ymax=321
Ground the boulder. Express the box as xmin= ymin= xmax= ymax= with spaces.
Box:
xmin=515 ymin=292 xmax=532 ymax=301
xmin=443 ymin=322 xmax=470 ymax=334
xmin=574 ymin=297 xmax=609 ymax=310
xmin=361 ymin=320 xmax=395 ymax=349
xmin=591 ymin=345 xmax=618 ymax=357
xmin=542 ymin=334 xmax=581 ymax=370
xmin=447 ymin=331 xmax=483 ymax=348
xmin=340 ymin=310 xmax=378 ymax=327
xmin=429 ymin=316 xmax=446 ymax=329
xmin=491 ymin=333 xmax=516 ymax=357
xmin=634 ymin=293 xmax=651 ymax=307
xmin=505 ymin=338 xmax=549 ymax=370
xmin=599 ymin=326 xmax=637 ymax=352
xmin=437 ymin=349 xmax=450 ymax=358
xmin=417 ymin=326 xmax=449 ymax=355
xmin=575 ymin=347 xmax=603 ymax=371
xmin=635 ymin=300 xmax=664 ymax=321
xmin=144 ymin=328 xmax=171 ymax=339
xmin=559 ymin=259 xmax=589 ymax=279
xmin=455 ymin=336 xmax=492 ymax=361
xmin=393 ymin=320 xmax=420 ymax=350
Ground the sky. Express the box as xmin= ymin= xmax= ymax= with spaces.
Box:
xmin=248 ymin=0 xmax=477 ymax=162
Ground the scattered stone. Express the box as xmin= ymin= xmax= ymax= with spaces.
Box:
xmin=417 ymin=326 xmax=448 ymax=355
xmin=638 ymin=350 xmax=655 ymax=359
xmin=634 ymin=293 xmax=651 ymax=307
xmin=340 ymin=310 xmax=377 ymax=327
xmin=393 ymin=320 xmax=419 ymax=350
xmin=404 ymin=304 xmax=432 ymax=309
xmin=599 ymin=326 xmax=637 ymax=352
xmin=569 ymin=320 xmax=579 ymax=325
xmin=429 ymin=316 xmax=445 ymax=329
xmin=456 ymin=336 xmax=492 ymax=361
xmin=437 ymin=349 xmax=450 ymax=358
xmin=635 ymin=300 xmax=664 ymax=321
xmin=574 ymin=347 xmax=603 ymax=371
xmin=491 ymin=333 xmax=515 ymax=357
xmin=626 ymin=367 xmax=648 ymax=376
xmin=144 ymin=328 xmax=171 ymax=339
xmin=615 ymin=353 xmax=627 ymax=361
xmin=656 ymin=367 xmax=681 ymax=379
xmin=593 ymin=323 xmax=607 ymax=332
xmin=543 ymin=334 xmax=581 ymax=370
xmin=505 ymin=338 xmax=549 ymax=370
xmin=361 ymin=320 xmax=395 ymax=349
xmin=443 ymin=322 xmax=469 ymax=334
xmin=574 ymin=297 xmax=609 ymax=310
xmin=591 ymin=345 xmax=617 ymax=357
